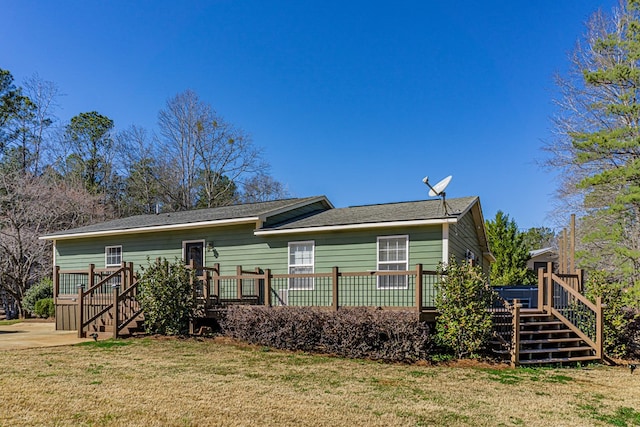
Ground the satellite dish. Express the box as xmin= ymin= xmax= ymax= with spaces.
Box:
xmin=422 ymin=175 xmax=453 ymax=214
xmin=425 ymin=175 xmax=452 ymax=197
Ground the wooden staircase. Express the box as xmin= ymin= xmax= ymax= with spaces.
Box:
xmin=493 ymin=309 xmax=600 ymax=366
xmin=491 ymin=264 xmax=604 ymax=367
xmin=75 ymin=262 xmax=144 ymax=340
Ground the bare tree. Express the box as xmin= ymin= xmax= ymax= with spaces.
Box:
xmin=242 ymin=172 xmax=291 ymax=203
xmin=0 ymin=171 xmax=104 ymax=317
xmin=118 ymin=125 xmax=164 ymax=215
xmin=157 ymin=90 xmax=265 ymax=210
xmin=22 ymin=74 xmax=61 ymax=175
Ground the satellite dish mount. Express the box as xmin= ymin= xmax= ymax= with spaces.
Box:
xmin=422 ymin=175 xmax=453 ymax=215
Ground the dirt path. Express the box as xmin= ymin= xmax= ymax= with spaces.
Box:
xmin=0 ymin=321 xmax=90 ymax=350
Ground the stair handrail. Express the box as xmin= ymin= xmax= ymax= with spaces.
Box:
xmin=541 ymin=262 xmax=603 ymax=359
xmin=82 ymin=264 xmax=127 ymax=297
xmin=79 ymin=262 xmax=138 ymax=338
xmin=114 ymin=275 xmax=143 ymax=338
xmin=490 ymin=294 xmax=515 ymax=357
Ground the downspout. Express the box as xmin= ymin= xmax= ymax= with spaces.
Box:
xmin=442 ymin=223 xmax=449 ymax=264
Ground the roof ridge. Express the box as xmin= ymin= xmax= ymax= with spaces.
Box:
xmin=345 ymin=196 xmax=476 ymax=209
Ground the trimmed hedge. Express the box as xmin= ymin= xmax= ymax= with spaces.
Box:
xmin=221 ymin=306 xmax=433 ymax=363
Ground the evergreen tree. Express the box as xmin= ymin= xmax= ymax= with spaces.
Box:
xmin=485 ymin=211 xmax=535 ymax=285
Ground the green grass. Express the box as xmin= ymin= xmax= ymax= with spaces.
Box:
xmin=0 ymin=337 xmax=638 ymax=426
xmin=76 ymin=339 xmax=133 ymax=349
xmin=0 ymin=319 xmax=23 ymax=325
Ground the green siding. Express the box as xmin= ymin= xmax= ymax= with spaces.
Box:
xmin=448 ymin=210 xmax=489 ymax=274
xmin=54 ymin=223 xmax=443 ymax=304
xmin=55 ymin=224 xmax=443 ymax=274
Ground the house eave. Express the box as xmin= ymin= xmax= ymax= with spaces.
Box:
xmin=40 ymin=217 xmax=261 ymax=241
xmin=254 ymin=218 xmax=459 ymax=236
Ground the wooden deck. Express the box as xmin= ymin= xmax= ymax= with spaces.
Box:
xmin=53 ymin=260 xmax=604 ymax=366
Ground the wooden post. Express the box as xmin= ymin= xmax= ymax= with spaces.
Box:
xmin=77 ymin=283 xmax=85 ymax=338
xmin=576 ymin=269 xmax=584 ymax=294
xmin=203 ymin=270 xmax=210 ymax=307
xmin=545 ymin=261 xmax=553 ymax=315
xmin=53 ymin=265 xmax=60 ymax=298
xmin=332 ymin=267 xmax=339 ymax=311
xmin=88 ymin=263 xmax=95 ymax=289
xmin=236 ymin=265 xmax=243 ymax=299
xmin=112 ymin=283 xmax=120 ymax=339
xmin=127 ymin=262 xmax=134 ymax=288
xmin=570 ymin=214 xmax=576 ymax=274
xmin=415 ymin=264 xmax=423 ymax=313
xmin=561 ymin=229 xmax=567 ymax=274
xmin=537 ymin=267 xmax=544 ymax=310
xmin=511 ymin=299 xmax=521 ymax=367
xmin=264 ymin=269 xmax=271 ymax=307
xmin=213 ymin=263 xmax=220 ymax=301
xmin=189 ymin=258 xmax=197 ymax=302
xmin=596 ymin=296 xmax=604 ymax=359
xmin=120 ymin=261 xmax=126 ymax=290
xmin=254 ymin=267 xmax=261 ymax=297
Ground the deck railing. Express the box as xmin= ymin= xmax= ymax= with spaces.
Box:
xmin=192 ymin=263 xmax=442 ymax=312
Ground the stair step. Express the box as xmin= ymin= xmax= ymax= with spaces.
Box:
xmin=520 ymin=321 xmax=565 ymax=327
xmin=519 ymin=329 xmax=573 ymax=336
xmin=518 ymin=355 xmax=601 ymax=365
xmin=519 ymin=346 xmax=593 ymax=355
xmin=520 ymin=337 xmax=583 ymax=345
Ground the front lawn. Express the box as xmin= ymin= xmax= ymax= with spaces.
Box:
xmin=0 ymin=337 xmax=638 ymax=426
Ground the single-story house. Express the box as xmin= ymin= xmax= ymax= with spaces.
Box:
xmin=41 ymin=195 xmax=493 ymax=328
xmin=42 ymin=195 xmax=492 ymax=277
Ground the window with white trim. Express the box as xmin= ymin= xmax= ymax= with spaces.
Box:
xmin=288 ymin=241 xmax=314 ymax=290
xmin=377 ymin=236 xmax=408 ymax=289
xmin=105 ymin=246 xmax=122 ymax=267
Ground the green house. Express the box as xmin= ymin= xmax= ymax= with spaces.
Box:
xmin=43 ymin=194 xmax=491 ymax=275
xmin=41 ymin=195 xmax=493 ymax=329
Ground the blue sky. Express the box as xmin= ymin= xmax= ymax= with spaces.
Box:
xmin=2 ymin=1 xmax=609 ymax=230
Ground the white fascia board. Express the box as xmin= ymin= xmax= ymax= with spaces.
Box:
xmin=254 ymin=218 xmax=458 ymax=236
xmin=484 ymin=251 xmax=496 ymax=263
xmin=40 ymin=217 xmax=260 ymax=241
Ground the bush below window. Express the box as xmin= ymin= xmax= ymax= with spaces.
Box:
xmin=221 ymin=306 xmax=433 ymax=363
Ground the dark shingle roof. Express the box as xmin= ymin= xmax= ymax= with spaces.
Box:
xmin=43 ymin=197 xmax=328 ymax=238
xmin=261 ymin=196 xmax=478 ymax=230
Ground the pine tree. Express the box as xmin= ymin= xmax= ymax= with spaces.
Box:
xmin=485 ymin=211 xmax=535 ymax=285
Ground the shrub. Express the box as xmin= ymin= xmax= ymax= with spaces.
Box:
xmin=138 ymin=258 xmax=197 ymax=335
xmin=585 ymin=270 xmax=639 ymax=358
xmin=434 ymin=257 xmax=495 ymax=359
xmin=23 ymin=278 xmax=53 ymax=315
xmin=222 ymin=306 xmax=327 ymax=351
xmin=222 ymin=306 xmax=433 ymax=363
xmin=34 ymin=298 xmax=55 ymax=318
xmin=320 ymin=308 xmax=433 ymax=362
